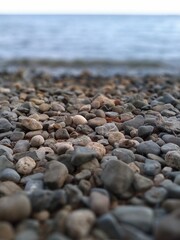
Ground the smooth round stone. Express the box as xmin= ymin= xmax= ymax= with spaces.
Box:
xmin=39 ymin=103 xmax=51 ymax=112
xmin=73 ymin=115 xmax=87 ymax=125
xmin=65 ymin=210 xmax=96 ymax=239
xmin=128 ymin=162 xmax=141 ymax=173
xmin=44 ymin=160 xmax=68 ymax=189
xmin=118 ymin=139 xmax=139 ymax=148
xmin=137 ymin=140 xmax=161 ymax=156
xmin=112 ymin=206 xmax=154 ymax=232
xmin=161 ymin=143 xmax=180 ymax=154
xmin=0 ymin=118 xmax=12 ymax=133
xmin=147 ymin=153 xmax=166 ymax=165
xmin=79 ymin=158 xmax=100 ymax=171
xmin=78 ymin=179 xmax=91 ymax=195
xmin=165 ymin=151 xmax=180 ymax=169
xmin=133 ymin=173 xmax=153 ymax=192
xmin=154 ymin=174 xmax=165 ymax=186
xmin=71 ymin=146 xmax=96 ymax=166
xmin=144 ymin=186 xmax=167 ymax=205
xmin=143 ymin=159 xmax=161 ymax=176
xmin=0 ymin=168 xmax=20 ymax=183
xmin=30 ymin=135 xmax=45 ymax=147
xmin=108 ymin=132 xmax=125 ymax=146
xmin=20 ymin=117 xmax=43 ymax=131
xmin=138 ymin=125 xmax=154 ymax=138
xmin=13 ymin=140 xmax=30 ymax=153
xmin=95 ymin=123 xmax=118 ymax=137
xmin=155 ymin=210 xmax=180 ymax=240
xmin=0 ymin=181 xmax=22 ymax=196
xmin=0 ymin=194 xmax=31 ymax=221
xmin=112 ymin=148 xmax=135 ymax=164
xmin=89 ymin=189 xmax=110 ymax=216
xmin=76 ymin=124 xmax=94 ymax=134
xmin=87 ymin=142 xmax=106 ymax=159
xmin=0 ymin=155 xmax=14 ymax=172
xmin=16 ymin=157 xmax=36 ymax=175
xmin=88 ymin=117 xmax=107 ymax=128
xmin=0 ymin=222 xmax=14 ymax=240
xmin=101 ymin=159 xmax=134 ymax=196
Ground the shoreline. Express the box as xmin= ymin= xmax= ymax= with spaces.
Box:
xmin=0 ymin=70 xmax=180 ymax=239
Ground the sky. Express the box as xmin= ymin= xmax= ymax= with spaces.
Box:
xmin=0 ymin=0 xmax=180 ymax=14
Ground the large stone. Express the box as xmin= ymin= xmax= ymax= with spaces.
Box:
xmin=0 ymin=194 xmax=31 ymax=221
xmin=101 ymin=160 xmax=134 ymax=196
xmin=137 ymin=140 xmax=161 ymax=156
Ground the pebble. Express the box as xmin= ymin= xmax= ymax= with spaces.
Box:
xmin=13 ymin=140 xmax=30 ymax=153
xmin=89 ymin=188 xmax=110 ymax=215
xmin=95 ymin=123 xmax=118 ymax=137
xmin=65 ymin=210 xmax=96 ymax=239
xmin=55 ymin=142 xmax=74 ymax=155
xmin=162 ymin=134 xmax=180 ymax=147
xmin=87 ymin=142 xmax=106 ymax=159
xmin=112 ymin=206 xmax=154 ymax=232
xmin=75 ymin=169 xmax=91 ymax=181
xmin=10 ymin=131 xmax=25 ymax=141
xmin=71 ymin=146 xmax=97 ymax=166
xmin=0 ymin=118 xmax=12 ymax=133
xmin=144 ymin=186 xmax=167 ymax=205
xmin=44 ymin=160 xmax=68 ymax=189
xmin=88 ymin=117 xmax=107 ymax=128
xmin=0 ymin=181 xmax=22 ymax=196
xmin=16 ymin=157 xmax=36 ymax=175
xmin=0 ymin=155 xmax=14 ymax=172
xmin=73 ymin=115 xmax=87 ymax=125
xmin=143 ymin=159 xmax=161 ymax=176
xmin=137 ymin=140 xmax=161 ymax=156
xmin=0 ymin=194 xmax=31 ymax=221
xmin=30 ymin=135 xmax=45 ymax=147
xmin=0 ymin=222 xmax=14 ymax=240
xmin=101 ymin=159 xmax=134 ymax=196
xmin=138 ymin=125 xmax=154 ymax=138
xmin=122 ymin=115 xmax=145 ymax=129
xmin=108 ymin=131 xmax=125 ymax=145
xmin=20 ymin=117 xmax=43 ymax=131
xmin=0 ymin=168 xmax=21 ymax=183
xmin=133 ymin=173 xmax=153 ymax=192
xmin=162 ymin=199 xmax=180 ymax=212
xmin=112 ymin=148 xmax=135 ymax=164
xmin=55 ymin=129 xmax=70 ymax=140
xmin=161 ymin=143 xmax=180 ymax=153
xmin=165 ymin=151 xmax=180 ymax=169
xmin=155 ymin=210 xmax=180 ymax=240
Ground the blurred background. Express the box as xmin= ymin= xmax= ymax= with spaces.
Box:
xmin=0 ymin=0 xmax=180 ymax=75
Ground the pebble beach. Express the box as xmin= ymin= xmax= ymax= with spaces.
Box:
xmin=0 ymin=70 xmax=180 ymax=240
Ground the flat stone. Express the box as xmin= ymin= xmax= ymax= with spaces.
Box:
xmin=101 ymin=159 xmax=134 ymax=196
xmin=162 ymin=134 xmax=180 ymax=147
xmin=71 ymin=146 xmax=96 ymax=166
xmin=88 ymin=117 xmax=107 ymax=128
xmin=0 ymin=194 xmax=31 ymax=221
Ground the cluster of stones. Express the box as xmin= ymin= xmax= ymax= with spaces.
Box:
xmin=0 ymin=72 xmax=180 ymax=240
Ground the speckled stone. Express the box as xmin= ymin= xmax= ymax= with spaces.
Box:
xmin=165 ymin=151 xmax=180 ymax=169
xmin=108 ymin=132 xmax=125 ymax=145
xmin=16 ymin=157 xmax=36 ymax=175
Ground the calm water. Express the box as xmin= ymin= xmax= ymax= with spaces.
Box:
xmin=0 ymin=15 xmax=180 ymax=74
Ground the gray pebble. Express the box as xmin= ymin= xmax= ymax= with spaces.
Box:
xmin=137 ymin=140 xmax=161 ymax=156
xmin=144 ymin=187 xmax=167 ymax=205
xmin=0 ymin=168 xmax=21 ymax=183
xmin=0 ymin=118 xmax=12 ymax=133
xmin=161 ymin=143 xmax=180 ymax=154
xmin=112 ymin=148 xmax=135 ymax=164
xmin=71 ymin=146 xmax=96 ymax=166
xmin=138 ymin=125 xmax=154 ymax=138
